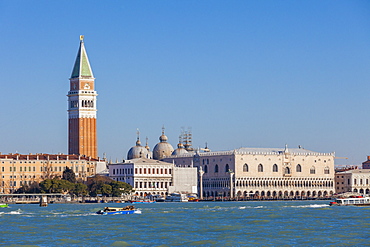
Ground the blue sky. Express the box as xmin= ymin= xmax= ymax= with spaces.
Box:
xmin=0 ymin=1 xmax=370 ymax=166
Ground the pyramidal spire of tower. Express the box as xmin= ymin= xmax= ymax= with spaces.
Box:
xmin=71 ymin=35 xmax=94 ymax=79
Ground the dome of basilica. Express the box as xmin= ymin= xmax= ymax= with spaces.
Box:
xmin=172 ymin=142 xmax=188 ymax=156
xmin=153 ymin=129 xmax=174 ymax=160
xmin=127 ymin=137 xmax=150 ymax=160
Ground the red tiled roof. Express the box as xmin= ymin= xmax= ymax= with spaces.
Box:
xmin=0 ymin=153 xmax=102 ymax=161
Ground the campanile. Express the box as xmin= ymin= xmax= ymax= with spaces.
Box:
xmin=67 ymin=35 xmax=98 ymax=158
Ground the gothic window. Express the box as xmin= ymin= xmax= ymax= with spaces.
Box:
xmin=310 ymin=167 xmax=315 ymax=174
xmin=204 ymin=165 xmax=208 ymax=173
xmin=273 ymin=164 xmax=278 ymax=172
xmin=243 ymin=164 xmax=248 ymax=172
xmin=324 ymin=167 xmax=330 ymax=174
xmin=284 ymin=167 xmax=290 ymax=174
xmin=296 ymin=164 xmax=302 ymax=172
xmin=225 ymin=164 xmax=229 ymax=173
xmin=215 ymin=164 xmax=219 ymax=173
xmin=258 ymin=164 xmax=263 ymax=172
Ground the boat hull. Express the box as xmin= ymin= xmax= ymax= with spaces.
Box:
xmin=97 ymin=210 xmax=136 ymax=215
xmin=329 ymin=196 xmax=370 ymax=206
xmin=330 ymin=203 xmax=370 ymax=207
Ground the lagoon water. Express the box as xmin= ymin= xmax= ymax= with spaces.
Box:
xmin=0 ymin=201 xmax=369 ymax=246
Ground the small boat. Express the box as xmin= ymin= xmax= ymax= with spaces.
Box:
xmin=188 ymin=196 xmax=199 ymax=202
xmin=188 ymin=197 xmax=199 ymax=202
xmin=0 ymin=203 xmax=8 ymax=208
xmin=165 ymin=193 xmax=188 ymax=202
xmin=96 ymin=206 xmax=138 ymax=215
xmin=39 ymin=196 xmax=48 ymax=207
xmin=154 ymin=197 xmax=166 ymax=202
xmin=330 ymin=196 xmax=370 ymax=206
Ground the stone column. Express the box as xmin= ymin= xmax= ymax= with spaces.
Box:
xmin=199 ymin=166 xmax=204 ymax=200
xmin=229 ymin=169 xmax=235 ymax=200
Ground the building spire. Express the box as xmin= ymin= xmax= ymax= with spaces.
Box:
xmin=136 ymin=128 xmax=141 ymax=146
xmin=145 ymin=136 xmax=150 ymax=151
xmin=71 ymin=35 xmax=94 ymax=79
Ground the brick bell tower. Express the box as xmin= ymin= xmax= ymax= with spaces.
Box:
xmin=67 ymin=35 xmax=98 ymax=158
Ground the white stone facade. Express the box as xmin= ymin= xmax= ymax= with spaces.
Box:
xmin=163 ymin=147 xmax=335 ymax=199
xmin=168 ymin=167 xmax=198 ymax=194
xmin=335 ymin=169 xmax=370 ymax=194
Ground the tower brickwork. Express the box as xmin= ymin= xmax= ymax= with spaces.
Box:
xmin=67 ymin=36 xmax=98 ymax=158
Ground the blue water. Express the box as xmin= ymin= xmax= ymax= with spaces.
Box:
xmin=0 ymin=201 xmax=369 ymax=246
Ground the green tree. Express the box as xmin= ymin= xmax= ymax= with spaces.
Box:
xmin=62 ymin=167 xmax=76 ymax=183
xmin=40 ymin=179 xmax=53 ymax=193
xmin=86 ymin=175 xmax=132 ymax=197
xmin=14 ymin=182 xmax=40 ymax=194
xmin=74 ymin=183 xmax=88 ymax=196
xmin=57 ymin=179 xmax=75 ymax=193
xmin=40 ymin=179 xmax=74 ymax=193
xmin=99 ymin=184 xmax=112 ymax=196
xmin=86 ymin=175 xmax=112 ymax=196
xmin=111 ymin=181 xmax=133 ymax=197
xmin=14 ymin=185 xmax=30 ymax=194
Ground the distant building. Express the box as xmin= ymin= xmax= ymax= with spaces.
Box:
xmin=68 ymin=36 xmax=98 ymax=159
xmin=335 ymin=169 xmax=370 ymax=194
xmin=108 ymin=158 xmax=197 ymax=197
xmin=362 ymin=156 xmax=370 ymax=169
xmin=0 ymin=153 xmax=106 ymax=193
xmin=0 ymin=36 xmax=106 ymax=194
xmin=108 ymin=130 xmax=198 ymax=197
xmin=163 ymin=145 xmax=335 ymax=199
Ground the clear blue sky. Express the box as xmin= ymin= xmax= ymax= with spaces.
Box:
xmin=1 ymin=1 xmax=370 ymax=166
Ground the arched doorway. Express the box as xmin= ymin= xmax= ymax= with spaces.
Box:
xmin=312 ymin=191 xmax=317 ymax=198
xmin=307 ymin=191 xmax=311 ymax=198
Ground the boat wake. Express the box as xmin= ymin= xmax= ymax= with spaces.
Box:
xmin=238 ymin=206 xmax=265 ymax=209
xmin=134 ymin=210 xmax=142 ymax=214
xmin=46 ymin=212 xmax=98 ymax=217
xmin=2 ymin=209 xmax=23 ymax=215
